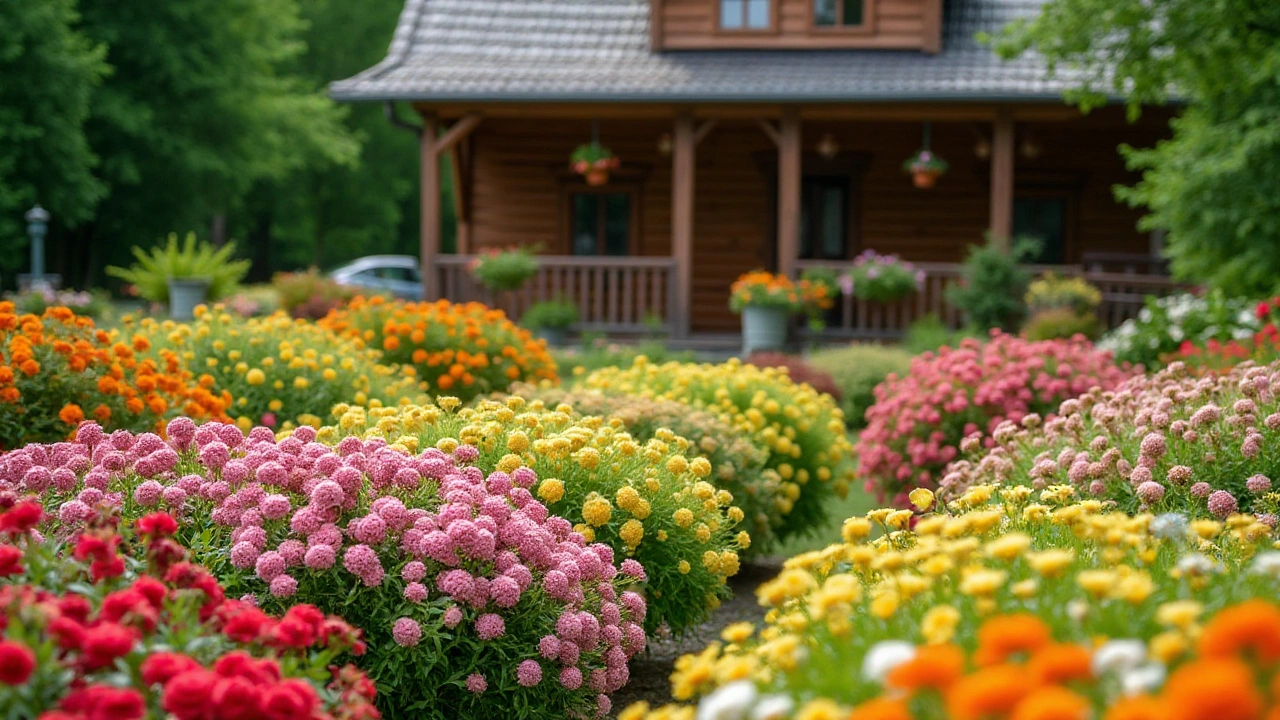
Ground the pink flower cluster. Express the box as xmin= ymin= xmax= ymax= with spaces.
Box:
xmin=4 ymin=418 xmax=647 ymax=716
xmin=940 ymin=360 xmax=1280 ymax=518
xmin=856 ymin=331 xmax=1134 ymax=505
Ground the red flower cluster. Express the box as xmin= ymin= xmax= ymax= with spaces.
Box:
xmin=1177 ymin=299 xmax=1280 ymax=372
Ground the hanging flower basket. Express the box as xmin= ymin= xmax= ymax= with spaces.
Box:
xmin=571 ymin=142 xmax=620 ymax=186
xmin=902 ymin=149 xmax=949 ymax=189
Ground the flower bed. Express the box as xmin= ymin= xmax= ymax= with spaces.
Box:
xmin=1100 ymin=290 xmax=1258 ymax=367
xmin=625 ymin=483 xmax=1279 ymax=720
xmin=807 ymin=343 xmax=914 ymax=430
xmin=128 ymin=306 xmax=423 ymax=432
xmin=581 ymin=358 xmax=855 ymax=543
xmin=319 ymin=296 xmax=556 ymax=401
xmin=856 ymin=332 xmax=1134 ymax=506
xmin=941 ymin=359 xmax=1280 ymax=520
xmin=320 ymin=399 xmax=743 ymax=635
xmin=0 ymin=505 xmax=377 ymax=720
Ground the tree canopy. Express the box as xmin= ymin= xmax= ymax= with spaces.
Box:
xmin=995 ymin=0 xmax=1280 ymax=297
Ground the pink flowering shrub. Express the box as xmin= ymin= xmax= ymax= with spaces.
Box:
xmin=939 ymin=360 xmax=1280 ymax=520
xmin=856 ymin=331 xmax=1134 ymax=505
xmin=5 ymin=418 xmax=646 ymax=720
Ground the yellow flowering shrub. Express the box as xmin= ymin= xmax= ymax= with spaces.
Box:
xmin=319 ymin=398 xmax=747 ymax=634
xmin=628 ymin=485 xmax=1280 ymax=719
xmin=318 ymin=296 xmax=556 ymax=401
xmin=581 ymin=357 xmax=855 ymax=541
xmin=127 ymin=307 xmax=424 ymax=432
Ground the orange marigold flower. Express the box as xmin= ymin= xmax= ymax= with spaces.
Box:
xmin=1010 ymin=687 xmax=1090 ymax=720
xmin=974 ymin=614 xmax=1052 ymax=666
xmin=92 ymin=404 xmax=112 ymax=422
xmin=1162 ymin=659 xmax=1264 ymax=720
xmin=0 ymin=367 xmax=13 ymax=385
xmin=1028 ymin=643 xmax=1093 ymax=685
xmin=126 ymin=398 xmax=145 ymax=414
xmin=18 ymin=359 xmax=39 ymax=377
xmin=946 ymin=665 xmax=1035 ymax=720
xmin=0 ymin=388 xmax=19 ymax=403
xmin=848 ymin=698 xmax=913 ymax=720
xmin=1199 ymin=599 xmax=1280 ymax=663
xmin=384 ymin=336 xmax=400 ymax=351
xmin=888 ymin=644 xmax=966 ymax=693
xmin=59 ymin=403 xmax=85 ymax=425
xmin=1103 ymin=696 xmax=1171 ymax=720
xmin=147 ymin=397 xmax=167 ymax=415
xmin=437 ymin=375 xmax=454 ymax=390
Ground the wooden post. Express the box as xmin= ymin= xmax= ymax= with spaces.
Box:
xmin=671 ymin=112 xmax=696 ymax=340
xmin=989 ymin=108 xmax=1015 ymax=250
xmin=421 ymin=114 xmax=440 ymax=300
xmin=777 ymin=109 xmax=802 ymax=279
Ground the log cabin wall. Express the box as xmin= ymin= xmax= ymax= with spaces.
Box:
xmin=464 ymin=107 xmax=1171 ymax=333
xmin=654 ymin=0 xmax=943 ymax=52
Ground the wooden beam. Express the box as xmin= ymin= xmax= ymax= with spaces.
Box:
xmin=421 ymin=114 xmax=441 ymax=300
xmin=777 ymin=109 xmax=802 ymax=279
xmin=989 ymin=107 xmax=1016 ymax=250
xmin=650 ymin=0 xmax=664 ymax=51
xmin=435 ymin=113 xmax=483 ymax=156
xmin=694 ymin=119 xmax=718 ymax=145
xmin=755 ymin=118 xmax=780 ymax=147
xmin=671 ymin=112 xmax=696 ymax=340
xmin=921 ymin=0 xmax=943 ymax=54
xmin=447 ymin=139 xmax=470 ymax=254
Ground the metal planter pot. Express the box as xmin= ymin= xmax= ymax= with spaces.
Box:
xmin=167 ymin=277 xmax=211 ymax=320
xmin=741 ymin=306 xmax=790 ymax=355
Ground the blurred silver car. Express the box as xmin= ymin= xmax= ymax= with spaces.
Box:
xmin=329 ymin=255 xmax=424 ymax=300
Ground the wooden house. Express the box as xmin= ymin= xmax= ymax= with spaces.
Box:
xmin=331 ymin=0 xmax=1178 ymax=342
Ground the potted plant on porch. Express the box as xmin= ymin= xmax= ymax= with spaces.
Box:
xmin=902 ymin=148 xmax=949 ymax=188
xmin=570 ymin=141 xmax=620 ymax=186
xmin=839 ymin=250 xmax=925 ymax=303
xmin=521 ymin=297 xmax=579 ymax=347
xmin=468 ymin=245 xmax=540 ymax=292
xmin=107 ymin=232 xmax=249 ymax=320
xmin=730 ymin=270 xmax=806 ymax=354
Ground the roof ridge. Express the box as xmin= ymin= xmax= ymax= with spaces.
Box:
xmin=362 ymin=0 xmax=432 ymax=84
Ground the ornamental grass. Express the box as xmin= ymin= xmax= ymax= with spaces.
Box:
xmin=580 ymin=358 xmax=856 ymax=543
xmin=318 ymin=296 xmax=556 ymax=401
xmin=856 ymin=332 xmax=1134 ymax=507
xmin=320 ymin=398 xmax=746 ymax=635
xmin=9 ymin=419 xmax=644 ymax=720
xmin=626 ymin=483 xmax=1280 ymax=720
xmin=126 ymin=306 xmax=424 ymax=432
xmin=0 ymin=303 xmax=228 ymax=448
xmin=941 ymin=359 xmax=1280 ymax=521
xmin=506 ymin=384 xmax=781 ymax=554
xmin=0 ymin=505 xmax=378 ymax=720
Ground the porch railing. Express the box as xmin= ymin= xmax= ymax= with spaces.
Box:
xmin=797 ymin=260 xmax=1186 ymax=340
xmin=433 ymin=255 xmax=676 ymax=333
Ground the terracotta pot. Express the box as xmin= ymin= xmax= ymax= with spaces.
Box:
xmin=585 ymin=168 xmax=610 ymax=186
xmin=912 ymin=170 xmax=940 ymax=189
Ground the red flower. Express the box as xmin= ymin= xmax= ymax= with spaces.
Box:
xmin=218 ymin=602 xmax=275 ymax=645
xmin=80 ymin=623 xmax=136 ymax=670
xmin=56 ymin=594 xmax=92 ymax=623
xmin=141 ymin=652 xmax=201 ymax=687
xmin=321 ymin=617 xmax=366 ymax=655
xmin=89 ymin=555 xmax=126 ymax=582
xmin=136 ymin=512 xmax=178 ymax=538
xmin=1258 ymin=300 xmax=1272 ymax=321
xmin=0 ymin=545 xmax=22 ymax=577
xmin=83 ymin=686 xmax=147 ymax=720
xmin=100 ymin=588 xmax=159 ymax=632
xmin=261 ymin=679 xmax=320 ymax=720
xmin=0 ymin=639 xmax=35 ymax=685
xmin=162 ymin=669 xmax=218 ymax=720
xmin=0 ymin=501 xmax=43 ymax=536
xmin=271 ymin=605 xmax=325 ymax=649
xmin=73 ymin=533 xmax=118 ymax=562
xmin=48 ymin=617 xmax=85 ymax=651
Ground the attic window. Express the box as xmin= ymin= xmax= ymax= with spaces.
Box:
xmin=719 ymin=0 xmax=772 ymax=30
xmin=813 ymin=0 xmax=865 ymax=27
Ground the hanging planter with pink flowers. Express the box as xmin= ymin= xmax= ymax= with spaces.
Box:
xmin=570 ymin=141 xmax=620 ymax=186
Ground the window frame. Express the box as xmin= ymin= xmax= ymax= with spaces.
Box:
xmin=561 ymin=184 xmax=642 ymax=257
xmin=1012 ymin=189 xmax=1077 ymax=265
xmin=799 ymin=175 xmax=855 ymax=261
xmin=808 ymin=0 xmax=875 ymax=36
xmin=714 ymin=0 xmax=780 ymax=34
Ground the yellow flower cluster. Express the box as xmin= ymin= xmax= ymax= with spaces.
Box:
xmin=318 ymin=397 xmax=748 ymax=634
xmin=126 ymin=307 xmax=424 ymax=432
xmin=581 ymin=357 xmax=855 ymax=542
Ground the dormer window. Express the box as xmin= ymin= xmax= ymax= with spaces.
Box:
xmin=813 ymin=0 xmax=866 ymax=28
xmin=719 ymin=0 xmax=772 ymax=30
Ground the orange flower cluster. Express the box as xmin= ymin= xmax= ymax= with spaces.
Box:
xmin=319 ymin=296 xmax=556 ymax=401
xmin=728 ymin=270 xmax=832 ymax=313
xmin=852 ymin=601 xmax=1280 ymax=720
xmin=0 ymin=303 xmax=228 ymax=447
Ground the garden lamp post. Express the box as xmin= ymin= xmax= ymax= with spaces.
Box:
xmin=25 ymin=205 xmax=50 ymax=287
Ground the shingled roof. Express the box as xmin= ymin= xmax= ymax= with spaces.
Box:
xmin=330 ymin=0 xmax=1077 ymax=103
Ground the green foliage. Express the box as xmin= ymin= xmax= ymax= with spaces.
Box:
xmin=521 ymin=299 xmax=579 ymax=330
xmin=272 ymin=267 xmax=355 ymax=319
xmin=945 ymin=239 xmax=1035 ymax=331
xmin=470 ymin=247 xmax=540 ymax=292
xmin=1022 ymin=307 xmax=1101 ymax=341
xmin=1026 ymin=273 xmax=1102 ymax=315
xmin=553 ymin=338 xmax=696 ymax=379
xmin=902 ymin=314 xmax=980 ymax=354
xmin=1098 ymin=290 xmax=1258 ymax=366
xmin=993 ymin=0 xmax=1280 ymax=297
xmin=808 ymin=344 xmax=914 ymax=429
xmin=107 ymin=233 xmax=251 ymax=303
xmin=842 ymin=252 xmax=922 ymax=303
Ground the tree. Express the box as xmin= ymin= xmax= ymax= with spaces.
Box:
xmin=0 ymin=0 xmax=107 ymax=278
xmin=994 ymin=0 xmax=1280 ymax=297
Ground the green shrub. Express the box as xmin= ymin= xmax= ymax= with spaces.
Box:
xmin=521 ymin=298 xmax=579 ymax=330
xmin=1022 ymin=307 xmax=1100 ymax=340
xmin=1026 ymin=273 xmax=1102 ymax=315
xmin=902 ymin=314 xmax=979 ymax=354
xmin=553 ymin=338 xmax=696 ymax=379
xmin=945 ymin=239 xmax=1035 ymax=331
xmin=107 ymin=232 xmax=250 ymax=303
xmin=272 ymin=267 xmax=354 ymax=319
xmin=469 ymin=246 xmax=539 ymax=292
xmin=808 ymin=343 xmax=914 ymax=429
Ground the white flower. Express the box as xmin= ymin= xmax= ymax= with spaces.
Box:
xmin=1120 ymin=662 xmax=1167 ymax=696
xmin=1149 ymin=513 xmax=1189 ymax=540
xmin=1251 ymin=551 xmax=1280 ymax=578
xmin=1169 ymin=325 xmax=1184 ymax=341
xmin=750 ymin=695 xmax=796 ymax=720
xmin=1092 ymin=639 xmax=1147 ymax=675
xmin=697 ymin=681 xmax=758 ymax=720
xmin=1138 ymin=308 xmax=1153 ymax=322
xmin=1234 ymin=326 xmax=1255 ymax=340
xmin=1067 ymin=600 xmax=1089 ymax=623
xmin=1175 ymin=552 xmax=1222 ymax=576
xmin=862 ymin=640 xmax=916 ymax=684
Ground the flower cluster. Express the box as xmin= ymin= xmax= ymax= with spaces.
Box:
xmin=507 ymin=384 xmax=781 ymax=554
xmin=857 ymin=331 xmax=1134 ymax=506
xmin=625 ymin=483 xmax=1280 ymax=720
xmin=1100 ymin=290 xmax=1258 ymax=367
xmin=0 ymin=507 xmax=377 ymax=720
xmin=1173 ymin=299 xmax=1280 ymax=371
xmin=839 ymin=251 xmax=925 ymax=303
xmin=128 ymin=306 xmax=424 ymax=432
xmin=321 ymin=398 xmax=740 ymax=635
xmin=941 ymin=359 xmax=1280 ymax=519
xmin=744 ymin=352 xmax=843 ymax=406
xmin=581 ymin=357 xmax=855 ymax=542
xmin=319 ymin=296 xmax=556 ymax=401
xmin=1026 ymin=274 xmax=1102 ymax=316
xmin=728 ymin=271 xmax=830 ymax=314
xmin=0 ymin=304 xmax=228 ymax=448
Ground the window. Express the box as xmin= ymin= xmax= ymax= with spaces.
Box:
xmin=800 ymin=177 xmax=851 ymax=260
xmin=1014 ymin=196 xmax=1068 ymax=264
xmin=813 ymin=0 xmax=865 ymax=27
xmin=375 ymin=266 xmax=419 ymax=282
xmin=570 ymin=192 xmax=632 ymax=256
xmin=720 ymin=0 xmax=772 ymax=30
